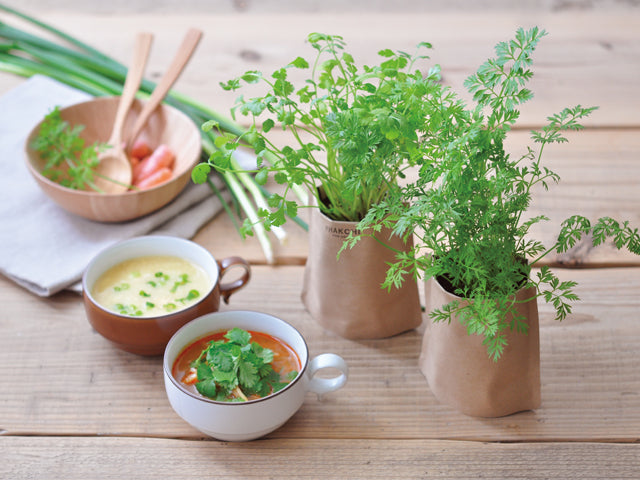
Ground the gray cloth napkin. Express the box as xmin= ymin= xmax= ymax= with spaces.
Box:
xmin=0 ymin=75 xmax=227 ymax=296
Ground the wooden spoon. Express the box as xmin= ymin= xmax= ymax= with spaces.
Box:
xmin=125 ymin=28 xmax=203 ymax=151
xmin=95 ymin=32 xmax=153 ymax=194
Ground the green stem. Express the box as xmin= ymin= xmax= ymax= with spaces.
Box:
xmin=0 ymin=4 xmax=297 ymax=262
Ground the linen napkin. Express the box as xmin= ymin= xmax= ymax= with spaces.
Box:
xmin=0 ymin=75 xmax=228 ymax=296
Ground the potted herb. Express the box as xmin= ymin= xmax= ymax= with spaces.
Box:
xmin=194 ymin=33 xmax=444 ymax=338
xmin=349 ymin=27 xmax=640 ymax=416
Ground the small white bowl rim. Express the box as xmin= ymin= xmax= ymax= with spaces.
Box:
xmin=82 ymin=235 xmax=219 ymax=320
xmin=163 ymin=310 xmax=310 ymax=406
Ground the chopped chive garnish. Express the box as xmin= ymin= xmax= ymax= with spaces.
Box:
xmin=170 ymin=273 xmax=190 ymax=293
xmin=176 ymin=289 xmax=200 ymax=304
xmin=114 ymin=303 xmax=142 ymax=316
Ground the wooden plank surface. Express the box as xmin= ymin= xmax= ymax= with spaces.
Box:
xmin=1 ymin=6 xmax=640 ymax=480
xmin=1 ymin=266 xmax=639 ymax=442
xmin=3 ymin=436 xmax=639 ymax=480
xmin=2 ymin=9 xmax=638 ymax=266
xmin=194 ymin=128 xmax=640 ymax=266
xmin=0 ymin=11 xmax=638 ymax=128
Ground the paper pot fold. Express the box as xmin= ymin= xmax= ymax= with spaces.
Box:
xmin=419 ymin=277 xmax=541 ymax=417
xmin=301 ymin=208 xmax=422 ymax=339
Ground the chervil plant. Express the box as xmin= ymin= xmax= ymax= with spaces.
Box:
xmin=193 ymin=33 xmax=442 ymax=233
xmin=30 ymin=106 xmax=114 ymax=191
xmin=349 ymin=27 xmax=640 ymax=360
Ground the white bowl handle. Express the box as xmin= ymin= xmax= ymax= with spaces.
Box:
xmin=307 ymin=353 xmax=348 ymax=397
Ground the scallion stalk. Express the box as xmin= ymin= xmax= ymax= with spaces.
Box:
xmin=0 ymin=3 xmax=309 ymax=262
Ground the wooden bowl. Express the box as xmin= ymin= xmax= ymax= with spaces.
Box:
xmin=24 ymin=96 xmax=201 ymax=222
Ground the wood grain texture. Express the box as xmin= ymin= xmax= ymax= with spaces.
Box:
xmin=2 ymin=436 xmax=639 ymax=480
xmin=1 ymin=267 xmax=639 ymax=442
xmin=193 ymin=129 xmax=640 ymax=266
xmin=1 ymin=6 xmax=640 ymax=479
xmin=0 ymin=11 xmax=638 ymax=128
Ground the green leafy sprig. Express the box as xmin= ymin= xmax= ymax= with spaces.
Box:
xmin=30 ymin=106 xmax=114 ymax=191
xmin=193 ymin=33 xmax=442 ymax=234
xmin=349 ymin=27 xmax=640 ymax=361
xmin=193 ymin=328 xmax=297 ymax=402
xmin=0 ymin=3 xmax=307 ymax=263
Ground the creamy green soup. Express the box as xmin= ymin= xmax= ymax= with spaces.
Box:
xmin=92 ymin=255 xmax=212 ymax=317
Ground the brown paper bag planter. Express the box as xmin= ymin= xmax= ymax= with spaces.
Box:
xmin=301 ymin=208 xmax=423 ymax=339
xmin=419 ymin=277 xmax=541 ymax=417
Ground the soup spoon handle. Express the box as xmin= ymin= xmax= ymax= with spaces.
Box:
xmin=125 ymin=28 xmax=203 ymax=148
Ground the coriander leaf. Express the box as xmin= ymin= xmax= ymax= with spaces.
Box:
xmin=237 ymin=358 xmax=259 ymax=389
xmin=195 ymin=378 xmax=218 ymax=398
xmin=252 ymin=342 xmax=274 ymax=364
xmin=224 ymin=328 xmax=251 ymax=346
xmin=192 ymin=328 xmax=297 ymax=401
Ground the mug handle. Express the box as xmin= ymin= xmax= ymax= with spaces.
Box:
xmin=217 ymin=256 xmax=251 ymax=303
xmin=307 ymin=353 xmax=348 ymax=398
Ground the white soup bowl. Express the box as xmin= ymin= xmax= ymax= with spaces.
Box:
xmin=163 ymin=310 xmax=348 ymax=441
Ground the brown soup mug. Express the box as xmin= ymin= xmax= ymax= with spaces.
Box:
xmin=82 ymin=235 xmax=250 ymax=355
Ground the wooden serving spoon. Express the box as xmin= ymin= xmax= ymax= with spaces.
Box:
xmin=125 ymin=28 xmax=203 ymax=152
xmin=94 ymin=32 xmax=153 ymax=194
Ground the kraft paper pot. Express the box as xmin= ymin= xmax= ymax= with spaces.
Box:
xmin=419 ymin=277 xmax=541 ymax=417
xmin=301 ymin=208 xmax=422 ymax=339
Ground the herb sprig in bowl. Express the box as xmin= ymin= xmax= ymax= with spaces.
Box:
xmin=31 ymin=106 xmax=113 ymax=192
xmin=191 ymin=328 xmax=298 ymax=402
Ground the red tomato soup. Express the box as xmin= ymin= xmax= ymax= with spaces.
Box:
xmin=172 ymin=330 xmax=301 ymax=401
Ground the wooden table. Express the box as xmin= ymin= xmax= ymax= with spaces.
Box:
xmin=1 ymin=4 xmax=639 ymax=478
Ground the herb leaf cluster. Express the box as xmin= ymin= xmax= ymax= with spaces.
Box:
xmin=350 ymin=27 xmax=640 ymax=360
xmin=194 ymin=33 xmax=442 ymax=231
xmin=194 ymin=328 xmax=296 ymax=402
xmin=30 ymin=106 xmax=113 ymax=192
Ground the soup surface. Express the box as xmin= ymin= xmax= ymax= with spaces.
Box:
xmin=92 ymin=255 xmax=211 ymax=317
xmin=172 ymin=328 xmax=301 ymax=402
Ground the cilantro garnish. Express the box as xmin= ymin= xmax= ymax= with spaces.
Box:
xmin=193 ymin=328 xmax=297 ymax=402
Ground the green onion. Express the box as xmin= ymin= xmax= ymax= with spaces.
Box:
xmin=0 ymin=4 xmax=309 ymax=262
xmin=163 ymin=303 xmax=177 ymax=312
